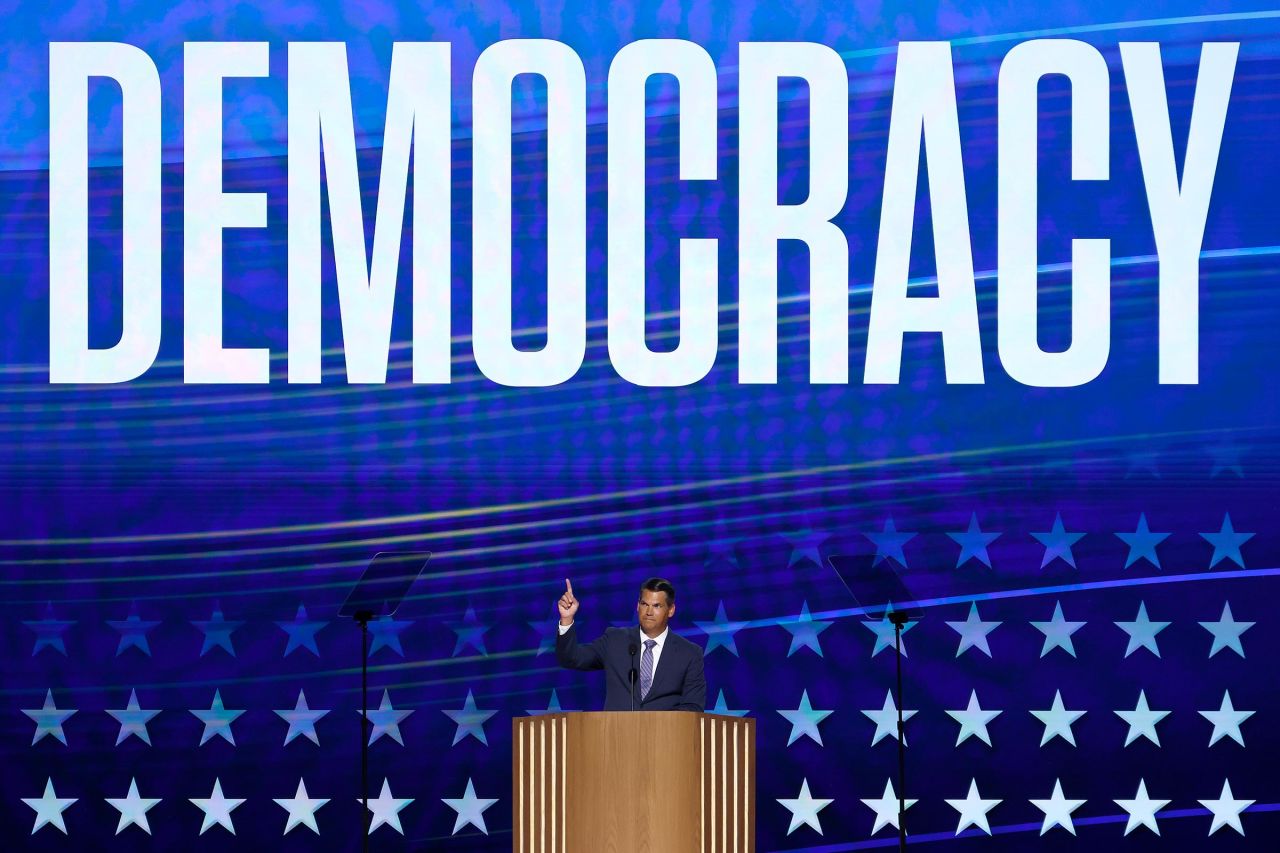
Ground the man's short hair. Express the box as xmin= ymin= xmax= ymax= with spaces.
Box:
xmin=640 ymin=577 xmax=675 ymax=605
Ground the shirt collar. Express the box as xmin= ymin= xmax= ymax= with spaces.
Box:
xmin=640 ymin=626 xmax=669 ymax=648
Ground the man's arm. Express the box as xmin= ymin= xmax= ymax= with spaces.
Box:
xmin=554 ymin=622 xmax=606 ymax=670
xmin=675 ymin=645 xmax=706 ymax=712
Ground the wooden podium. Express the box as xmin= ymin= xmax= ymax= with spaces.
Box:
xmin=513 ymin=711 xmax=755 ymax=853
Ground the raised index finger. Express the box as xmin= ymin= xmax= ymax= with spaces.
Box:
xmin=565 ymin=578 xmax=574 ymax=596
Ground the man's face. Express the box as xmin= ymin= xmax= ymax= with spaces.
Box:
xmin=637 ymin=589 xmax=673 ymax=637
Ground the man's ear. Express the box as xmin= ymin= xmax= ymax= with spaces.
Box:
xmin=668 ymin=602 xmax=676 ymax=619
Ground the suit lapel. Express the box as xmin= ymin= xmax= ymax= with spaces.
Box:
xmin=648 ymin=632 xmax=675 ymax=690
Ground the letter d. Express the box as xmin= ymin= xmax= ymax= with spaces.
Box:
xmin=49 ymin=43 xmax=161 ymax=383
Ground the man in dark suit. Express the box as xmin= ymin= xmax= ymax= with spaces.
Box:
xmin=555 ymin=577 xmax=706 ymax=712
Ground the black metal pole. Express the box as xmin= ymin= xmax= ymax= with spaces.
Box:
xmin=360 ymin=617 xmax=370 ymax=853
xmin=895 ymin=618 xmax=906 ymax=852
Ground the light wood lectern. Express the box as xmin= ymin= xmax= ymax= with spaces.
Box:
xmin=513 ymin=711 xmax=755 ymax=853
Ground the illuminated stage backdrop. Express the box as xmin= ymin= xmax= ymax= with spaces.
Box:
xmin=3 ymin=2 xmax=1280 ymax=850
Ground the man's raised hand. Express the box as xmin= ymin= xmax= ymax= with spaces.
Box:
xmin=558 ymin=578 xmax=579 ymax=625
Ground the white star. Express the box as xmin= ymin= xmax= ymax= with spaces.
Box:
xmin=777 ymin=689 xmax=833 ymax=746
xmin=860 ymin=779 xmax=916 ymax=835
xmin=189 ymin=778 xmax=244 ymax=835
xmin=1030 ymin=690 xmax=1086 ymax=746
xmin=945 ymin=602 xmax=1002 ymax=657
xmin=776 ymin=778 xmax=833 ymax=835
xmin=945 ymin=779 xmax=1000 ymax=835
xmin=359 ymin=778 xmax=414 ymax=835
xmin=1199 ymin=690 xmax=1254 ymax=746
xmin=945 ymin=690 xmax=1002 ymax=746
xmin=22 ymin=778 xmax=77 ymax=835
xmin=362 ymin=689 xmax=414 ymax=746
xmin=861 ymin=608 xmax=916 ymax=657
xmin=1198 ymin=779 xmax=1253 ymax=835
xmin=1114 ymin=601 xmax=1170 ymax=657
xmin=274 ymin=689 xmax=330 ymax=746
xmin=106 ymin=689 xmax=160 ymax=746
xmin=1029 ymin=778 xmax=1086 ymax=835
xmin=1198 ymin=602 xmax=1254 ymax=657
xmin=274 ymin=778 xmax=329 ymax=835
xmin=1114 ymin=779 xmax=1170 ymax=836
xmin=860 ymin=690 xmax=918 ymax=746
xmin=1115 ymin=690 xmax=1170 ymax=747
xmin=105 ymin=778 xmax=161 ymax=835
xmin=442 ymin=778 xmax=497 ymax=835
xmin=1030 ymin=601 xmax=1085 ymax=658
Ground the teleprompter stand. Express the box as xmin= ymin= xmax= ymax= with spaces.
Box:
xmin=340 ymin=552 xmax=431 ymax=852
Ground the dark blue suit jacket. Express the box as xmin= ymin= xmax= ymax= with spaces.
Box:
xmin=555 ymin=624 xmax=706 ymax=712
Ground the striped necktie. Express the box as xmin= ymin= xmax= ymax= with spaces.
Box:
xmin=638 ymin=638 xmax=657 ymax=700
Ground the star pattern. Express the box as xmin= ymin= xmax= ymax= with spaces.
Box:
xmin=1199 ymin=690 xmax=1254 ymax=746
xmin=367 ymin=614 xmax=413 ymax=657
xmin=525 ymin=689 xmax=568 ymax=716
xmin=866 ymin=517 xmax=916 ymax=568
xmin=442 ymin=690 xmax=497 ymax=746
xmin=1199 ymin=601 xmax=1253 ymax=657
xmin=106 ymin=690 xmax=160 ymax=746
xmin=1114 ymin=779 xmax=1169 ymax=835
xmin=1030 ymin=778 xmax=1085 ymax=836
xmin=861 ymin=690 xmax=918 ymax=746
xmin=360 ymin=778 xmax=414 ymax=834
xmin=189 ymin=778 xmax=244 ymax=835
xmin=442 ymin=778 xmax=497 ymax=835
xmin=1030 ymin=690 xmax=1086 ymax=746
xmin=1200 ymin=513 xmax=1253 ymax=568
xmin=1198 ymin=779 xmax=1253 ymax=835
xmin=23 ymin=603 xmax=75 ymax=656
xmin=945 ymin=602 xmax=1001 ymax=657
xmin=191 ymin=605 xmax=243 ymax=657
xmin=1114 ymin=601 xmax=1170 ymax=658
xmin=274 ymin=689 xmax=330 ymax=746
xmin=274 ymin=779 xmax=328 ymax=835
xmin=709 ymin=689 xmax=749 ymax=717
xmin=784 ymin=530 xmax=830 ymax=569
xmin=276 ymin=604 xmax=327 ymax=657
xmin=23 ymin=778 xmax=77 ymax=835
xmin=23 ymin=689 xmax=77 ymax=746
xmin=946 ymin=513 xmax=1000 ymax=568
xmin=1114 ymin=690 xmax=1170 ymax=746
xmin=1031 ymin=513 xmax=1085 ymax=568
xmin=780 ymin=601 xmax=832 ymax=657
xmin=945 ymin=779 xmax=1000 ymax=835
xmin=1030 ymin=600 xmax=1085 ymax=657
xmin=446 ymin=605 xmax=491 ymax=656
xmin=363 ymin=689 xmax=414 ymax=746
xmin=1114 ymin=513 xmax=1169 ymax=569
xmin=105 ymin=778 xmax=160 ymax=835
xmin=945 ymin=689 xmax=1001 ymax=746
xmin=778 ymin=689 xmax=833 ymax=746
xmin=776 ymin=778 xmax=832 ymax=835
xmin=107 ymin=605 xmax=160 ymax=657
xmin=694 ymin=600 xmax=748 ymax=656
xmin=860 ymin=779 xmax=916 ymax=835
xmin=191 ymin=689 xmax=245 ymax=746
xmin=862 ymin=607 xmax=916 ymax=657
xmin=528 ymin=620 xmax=557 ymax=656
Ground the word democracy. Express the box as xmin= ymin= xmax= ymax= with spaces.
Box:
xmin=49 ymin=39 xmax=1237 ymax=387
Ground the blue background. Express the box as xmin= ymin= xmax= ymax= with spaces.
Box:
xmin=3 ymin=1 xmax=1280 ymax=849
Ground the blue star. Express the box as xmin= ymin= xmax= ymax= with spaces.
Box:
xmin=276 ymin=604 xmax=327 ymax=657
xmin=945 ymin=602 xmax=1002 ymax=658
xmin=23 ymin=603 xmax=75 ymax=656
xmin=1200 ymin=513 xmax=1254 ymax=568
xmin=447 ymin=605 xmax=491 ymax=657
xmin=776 ymin=778 xmax=833 ymax=836
xmin=23 ymin=689 xmax=77 ymax=746
xmin=704 ymin=535 xmax=741 ymax=569
xmin=1208 ymin=441 xmax=1245 ymax=477
xmin=1124 ymin=448 xmax=1161 ymax=479
xmin=861 ymin=607 xmax=916 ymax=657
xmin=778 ymin=689 xmax=833 ymax=746
xmin=275 ymin=689 xmax=330 ymax=746
xmin=191 ymin=689 xmax=245 ymax=746
xmin=1199 ymin=602 xmax=1254 ymax=658
xmin=1115 ymin=602 xmax=1170 ymax=658
xmin=694 ymin=601 xmax=748 ymax=657
xmin=865 ymin=518 xmax=916 ymax=568
xmin=784 ymin=530 xmax=830 ymax=569
xmin=362 ymin=689 xmax=414 ymax=746
xmin=368 ymin=614 xmax=413 ymax=657
xmin=710 ymin=689 xmax=749 ymax=718
xmin=528 ymin=621 xmax=557 ymax=656
xmin=443 ymin=690 xmax=497 ymax=746
xmin=107 ymin=690 xmax=160 ymax=746
xmin=947 ymin=513 xmax=1001 ymax=568
xmin=526 ymin=689 xmax=570 ymax=716
xmin=1030 ymin=601 xmax=1086 ymax=658
xmin=442 ymin=778 xmax=497 ymax=836
xmin=106 ymin=604 xmax=160 ymax=657
xmin=105 ymin=778 xmax=161 ymax=835
xmin=191 ymin=605 xmax=243 ymax=657
xmin=1115 ymin=514 xmax=1170 ymax=569
xmin=1031 ymin=514 xmax=1085 ymax=568
xmin=780 ymin=601 xmax=832 ymax=657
